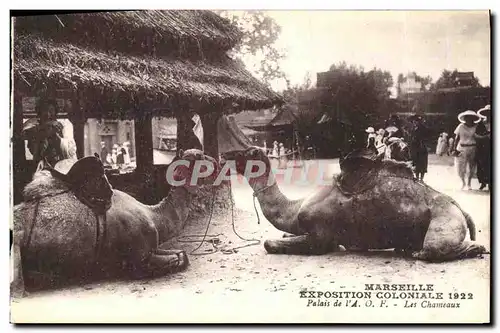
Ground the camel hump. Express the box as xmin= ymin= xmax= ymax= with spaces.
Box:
xmin=23 ymin=170 xmax=70 ymax=201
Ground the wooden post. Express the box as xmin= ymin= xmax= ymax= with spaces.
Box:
xmin=176 ymin=113 xmax=189 ymax=152
xmin=12 ymin=93 xmax=26 ymax=204
xmin=134 ymin=113 xmax=153 ymax=172
xmin=200 ymin=111 xmax=221 ymax=159
xmin=70 ymin=92 xmax=85 ymax=159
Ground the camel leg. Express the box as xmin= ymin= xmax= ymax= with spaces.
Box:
xmin=146 ymin=249 xmax=189 ymax=277
xmin=413 ymin=240 xmax=486 ymax=262
xmin=411 ymin=209 xmax=486 ymax=262
xmin=264 ymin=235 xmax=334 ymax=255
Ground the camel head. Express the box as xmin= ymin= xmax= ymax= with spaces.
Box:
xmin=221 ymin=146 xmax=271 ymax=177
xmin=170 ymin=149 xmax=220 ymax=193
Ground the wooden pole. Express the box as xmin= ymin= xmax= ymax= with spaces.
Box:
xmin=134 ymin=113 xmax=153 ymax=172
xmin=200 ymin=111 xmax=221 ymax=159
xmin=70 ymin=92 xmax=85 ymax=159
xmin=12 ymin=93 xmax=26 ymax=204
xmin=176 ymin=113 xmax=189 ymax=152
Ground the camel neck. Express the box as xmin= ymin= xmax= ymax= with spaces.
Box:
xmin=249 ymin=172 xmax=302 ymax=235
xmin=150 ymin=186 xmax=191 ymax=243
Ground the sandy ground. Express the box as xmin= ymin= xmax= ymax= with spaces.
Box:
xmin=10 ymin=155 xmax=491 ymax=323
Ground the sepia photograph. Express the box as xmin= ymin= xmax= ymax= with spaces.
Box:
xmin=8 ymin=8 xmax=491 ymax=324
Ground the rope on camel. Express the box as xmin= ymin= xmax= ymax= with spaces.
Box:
xmin=176 ymin=185 xmax=261 ymax=255
xmin=176 ymin=186 xmax=219 ymax=255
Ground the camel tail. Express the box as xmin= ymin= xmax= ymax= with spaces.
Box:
xmin=464 ymin=211 xmax=476 ymax=241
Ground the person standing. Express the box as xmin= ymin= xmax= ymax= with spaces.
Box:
xmin=447 ymin=136 xmax=455 ymax=156
xmin=278 ymin=142 xmax=288 ymax=169
xmin=409 ymin=114 xmax=429 ymax=181
xmin=375 ymin=129 xmax=385 ymax=154
xmin=111 ymin=144 xmax=119 ymax=167
xmin=116 ymin=144 xmax=125 ymax=166
xmin=441 ymin=133 xmax=449 ymax=155
xmin=272 ymin=141 xmax=279 ymax=158
xmin=435 ymin=133 xmax=444 ymax=156
xmin=365 ymin=127 xmax=377 ymax=153
xmin=452 ymin=110 xmax=482 ymax=190
xmin=475 ymin=105 xmax=491 ymax=190
xmin=100 ymin=141 xmax=109 ymax=165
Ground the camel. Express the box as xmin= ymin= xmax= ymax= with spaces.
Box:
xmin=221 ymin=147 xmax=487 ymax=262
xmin=11 ymin=149 xmax=218 ymax=298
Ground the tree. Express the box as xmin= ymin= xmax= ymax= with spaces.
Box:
xmin=321 ymin=63 xmax=393 ymax=123
xmin=433 ymin=69 xmax=481 ymax=90
xmin=217 ymin=11 xmax=287 ymax=86
xmin=280 ymin=71 xmax=313 ymax=103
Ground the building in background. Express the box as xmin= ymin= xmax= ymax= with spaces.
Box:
xmin=84 ymin=119 xmax=136 ymax=160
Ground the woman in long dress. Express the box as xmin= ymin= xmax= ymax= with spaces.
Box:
xmin=365 ymin=127 xmax=377 ymax=153
xmin=435 ymin=133 xmax=444 ymax=156
xmin=409 ymin=114 xmax=429 ymax=181
xmin=278 ymin=143 xmax=288 ymax=169
xmin=474 ymin=105 xmax=491 ymax=190
xmin=452 ymin=110 xmax=482 ymax=190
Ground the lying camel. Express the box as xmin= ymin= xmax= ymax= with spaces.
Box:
xmin=221 ymin=147 xmax=487 ymax=262
xmin=11 ymin=149 xmax=217 ymax=298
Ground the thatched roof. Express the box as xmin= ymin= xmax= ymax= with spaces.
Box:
xmin=13 ymin=11 xmax=243 ymax=58
xmin=12 ymin=11 xmax=283 ymax=118
xmin=13 ymin=33 xmax=283 ymax=118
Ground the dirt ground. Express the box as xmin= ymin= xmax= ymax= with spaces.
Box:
xmin=10 ymin=155 xmax=490 ymax=323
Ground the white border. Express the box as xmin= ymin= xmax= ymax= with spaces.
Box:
xmin=1 ymin=1 xmax=497 ymax=331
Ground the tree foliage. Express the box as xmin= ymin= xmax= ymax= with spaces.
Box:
xmin=217 ymin=11 xmax=287 ymax=86
xmin=432 ymin=69 xmax=481 ymax=90
xmin=320 ymin=62 xmax=394 ymax=132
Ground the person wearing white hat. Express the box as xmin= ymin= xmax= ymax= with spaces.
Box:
xmin=278 ymin=142 xmax=288 ymax=169
xmin=435 ymin=132 xmax=449 ymax=156
xmin=474 ymin=104 xmax=491 ymax=190
xmin=111 ymin=144 xmax=119 ymax=166
xmin=365 ymin=127 xmax=377 ymax=153
xmin=271 ymin=141 xmax=279 ymax=158
xmin=452 ymin=110 xmax=483 ymax=190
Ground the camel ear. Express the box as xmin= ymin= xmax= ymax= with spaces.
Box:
xmin=177 ymin=149 xmax=184 ymax=158
xmin=94 ymin=152 xmax=100 ymax=159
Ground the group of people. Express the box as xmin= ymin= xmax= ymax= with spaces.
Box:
xmin=364 ymin=104 xmax=491 ymax=191
xmin=365 ymin=126 xmax=402 ymax=154
xmin=268 ymin=140 xmax=291 ymax=169
xmin=100 ymin=141 xmax=131 ymax=168
xmin=365 ymin=114 xmax=429 ymax=182
xmin=436 ymin=132 xmax=452 ymax=156
xmin=451 ymin=105 xmax=491 ymax=190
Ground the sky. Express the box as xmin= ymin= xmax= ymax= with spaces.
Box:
xmin=239 ymin=11 xmax=491 ymax=92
